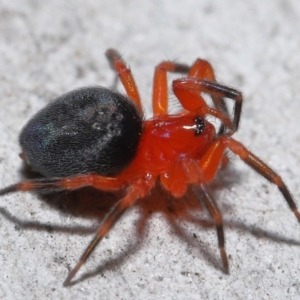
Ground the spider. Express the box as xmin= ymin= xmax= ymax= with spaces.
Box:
xmin=0 ymin=49 xmax=299 ymax=287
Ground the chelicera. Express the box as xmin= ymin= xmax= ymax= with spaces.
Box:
xmin=1 ymin=49 xmax=299 ymax=286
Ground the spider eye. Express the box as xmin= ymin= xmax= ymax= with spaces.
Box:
xmin=194 ymin=116 xmax=205 ymax=136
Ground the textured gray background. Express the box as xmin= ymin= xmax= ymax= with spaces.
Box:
xmin=0 ymin=1 xmax=300 ymax=299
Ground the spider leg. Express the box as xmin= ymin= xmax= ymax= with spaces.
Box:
xmin=198 ymin=136 xmax=300 ymax=222
xmin=160 ymin=156 xmax=229 ymax=271
xmin=105 ymin=49 xmax=142 ymax=112
xmin=63 ymin=177 xmax=154 ymax=286
xmin=173 ymin=77 xmax=242 ymax=135
xmin=193 ymin=183 xmax=228 ymax=273
xmin=152 ymin=63 xmax=234 ymax=130
xmin=152 ymin=59 xmax=228 ymax=117
xmin=227 ymin=138 xmax=300 ymax=222
xmin=188 ymin=58 xmax=230 ymax=135
xmin=0 ymin=174 xmax=125 ymax=195
xmin=152 ymin=60 xmax=224 ymax=115
xmin=152 ymin=61 xmax=190 ymax=115
xmin=152 ymin=58 xmax=241 ymax=135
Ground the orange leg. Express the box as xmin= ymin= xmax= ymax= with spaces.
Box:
xmin=198 ymin=136 xmax=300 ymax=222
xmin=188 ymin=59 xmax=225 ymax=114
xmin=0 ymin=173 xmax=156 ymax=285
xmin=63 ymin=177 xmax=155 ymax=286
xmin=152 ymin=59 xmax=223 ymax=116
xmin=152 ymin=61 xmax=189 ymax=116
xmin=105 ymin=49 xmax=142 ymax=112
xmin=188 ymin=58 xmax=215 ymax=78
xmin=193 ymin=183 xmax=228 ymax=273
xmin=162 ymin=155 xmax=229 ymax=272
xmin=186 ymin=136 xmax=300 ymax=273
xmin=0 ymin=174 xmax=126 ymax=195
xmin=184 ymin=58 xmax=237 ymax=171
xmin=173 ymin=77 xmax=242 ymax=135
xmin=188 ymin=59 xmax=243 ymax=135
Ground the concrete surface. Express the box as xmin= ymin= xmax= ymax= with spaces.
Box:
xmin=0 ymin=0 xmax=300 ymax=299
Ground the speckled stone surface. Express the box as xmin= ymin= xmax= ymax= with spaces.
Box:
xmin=0 ymin=1 xmax=300 ymax=299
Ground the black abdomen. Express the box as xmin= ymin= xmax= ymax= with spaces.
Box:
xmin=19 ymin=87 xmax=143 ymax=178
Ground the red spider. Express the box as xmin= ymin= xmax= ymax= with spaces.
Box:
xmin=0 ymin=49 xmax=299 ymax=287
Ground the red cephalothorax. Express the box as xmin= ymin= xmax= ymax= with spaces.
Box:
xmin=0 ymin=49 xmax=299 ymax=286
xmin=125 ymin=114 xmax=216 ymax=175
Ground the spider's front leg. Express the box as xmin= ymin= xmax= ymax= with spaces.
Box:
xmin=152 ymin=61 xmax=190 ymax=116
xmin=188 ymin=58 xmax=235 ymax=132
xmin=173 ymin=77 xmax=243 ymax=135
xmin=152 ymin=57 xmax=242 ymax=136
xmin=151 ymin=59 xmax=229 ymax=117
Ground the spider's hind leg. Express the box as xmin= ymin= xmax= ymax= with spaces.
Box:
xmin=63 ymin=176 xmax=155 ymax=286
xmin=0 ymin=174 xmax=126 ymax=196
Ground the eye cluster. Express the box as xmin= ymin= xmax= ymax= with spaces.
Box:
xmin=194 ymin=116 xmax=205 ymax=135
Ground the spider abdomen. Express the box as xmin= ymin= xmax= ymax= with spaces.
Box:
xmin=19 ymin=87 xmax=143 ymax=178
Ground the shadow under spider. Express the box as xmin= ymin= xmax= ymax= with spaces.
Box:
xmin=0 ymin=165 xmax=299 ymax=285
